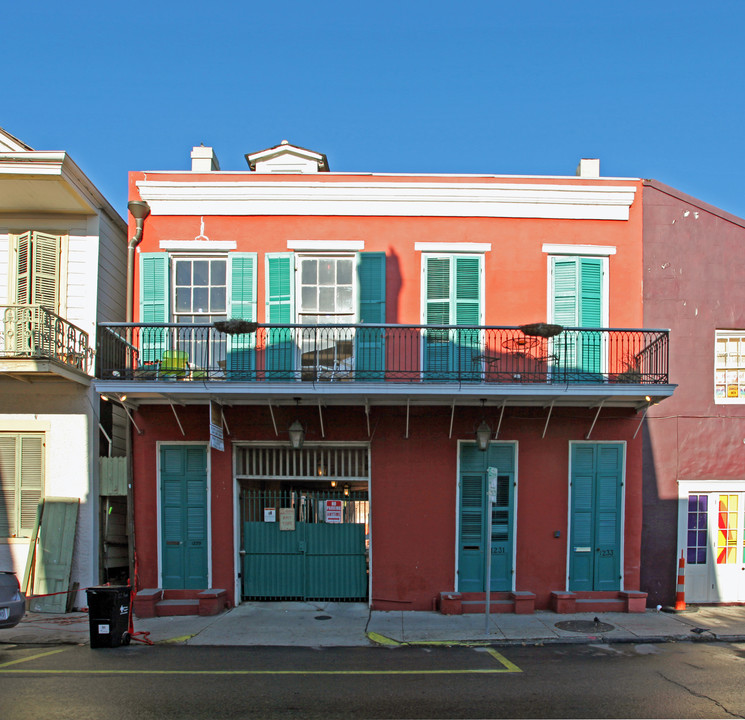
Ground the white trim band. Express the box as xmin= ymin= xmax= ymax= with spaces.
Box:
xmin=542 ymin=244 xmax=617 ymax=256
xmin=287 ymin=240 xmax=365 ymax=251
xmin=159 ymin=240 xmax=237 ymax=251
xmin=137 ymin=181 xmax=638 ymax=221
xmin=415 ymin=242 xmax=492 ymax=253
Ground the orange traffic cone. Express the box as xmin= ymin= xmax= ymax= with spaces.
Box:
xmin=674 ymin=551 xmax=686 ymax=611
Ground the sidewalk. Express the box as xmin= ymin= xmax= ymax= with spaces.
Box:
xmin=2 ymin=603 xmax=745 ymax=648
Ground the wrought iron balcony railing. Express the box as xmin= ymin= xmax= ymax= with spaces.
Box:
xmin=1 ymin=305 xmax=92 ymax=372
xmin=97 ymin=322 xmax=669 ymax=386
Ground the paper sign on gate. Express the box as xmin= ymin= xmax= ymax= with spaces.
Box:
xmin=264 ymin=507 xmax=276 ymax=523
xmin=325 ymin=500 xmax=343 ymax=523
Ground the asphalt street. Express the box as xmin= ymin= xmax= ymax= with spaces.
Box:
xmin=1 ymin=640 xmax=744 ymax=719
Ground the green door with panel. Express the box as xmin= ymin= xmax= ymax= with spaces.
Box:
xmin=569 ymin=443 xmax=623 ymax=591
xmin=160 ymin=445 xmax=208 ymax=589
xmin=458 ymin=443 xmax=515 ymax=592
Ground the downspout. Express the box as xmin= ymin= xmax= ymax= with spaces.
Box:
xmin=126 ymin=200 xmax=150 ymax=323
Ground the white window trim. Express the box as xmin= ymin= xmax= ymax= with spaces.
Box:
xmin=171 ymin=253 xmax=228 ymax=321
xmin=714 ymin=330 xmax=745 ymax=404
xmin=542 ymin=243 xmax=616 ymax=256
xmin=287 ymin=240 xmax=364 ymax=251
xmin=415 ymin=242 xmax=491 ymax=253
xmin=295 ymin=252 xmax=359 ymax=323
xmin=159 ymin=240 xmax=237 ymax=251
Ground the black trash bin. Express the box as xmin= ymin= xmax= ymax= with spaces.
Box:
xmin=86 ymin=586 xmax=131 ymax=648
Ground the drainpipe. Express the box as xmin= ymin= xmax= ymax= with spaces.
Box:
xmin=126 ymin=200 xmax=151 ymax=322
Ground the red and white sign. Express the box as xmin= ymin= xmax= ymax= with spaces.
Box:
xmin=325 ymin=500 xmax=343 ymax=524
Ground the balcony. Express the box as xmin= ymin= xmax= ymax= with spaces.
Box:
xmin=1 ymin=305 xmax=92 ymax=382
xmin=96 ymin=323 xmax=673 ymax=408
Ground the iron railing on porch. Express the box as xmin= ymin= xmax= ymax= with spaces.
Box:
xmin=97 ymin=322 xmax=669 ymax=385
xmin=2 ymin=305 xmax=91 ymax=372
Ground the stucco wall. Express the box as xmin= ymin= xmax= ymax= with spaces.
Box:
xmin=131 ymin=403 xmax=641 ymax=610
xmin=642 ymin=182 xmax=745 ymax=605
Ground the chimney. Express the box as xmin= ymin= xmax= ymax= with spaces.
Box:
xmin=576 ymin=158 xmax=600 ymax=178
xmin=191 ymin=145 xmax=220 ymax=172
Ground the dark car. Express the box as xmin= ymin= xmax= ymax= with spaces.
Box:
xmin=0 ymin=571 xmax=26 ymax=629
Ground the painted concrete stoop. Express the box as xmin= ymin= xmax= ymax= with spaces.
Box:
xmin=134 ymin=589 xmax=227 ymax=618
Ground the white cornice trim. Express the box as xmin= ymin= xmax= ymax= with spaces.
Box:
xmin=542 ymin=243 xmax=617 ymax=256
xmin=415 ymin=242 xmax=492 ymax=253
xmin=159 ymin=240 xmax=237 ymax=251
xmin=136 ymin=180 xmax=637 ymax=221
xmin=287 ymin=240 xmax=364 ymax=251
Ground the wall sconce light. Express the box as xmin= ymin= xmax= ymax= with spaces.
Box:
xmin=475 ymin=420 xmax=492 ymax=452
xmin=343 ymin=484 xmax=350 ymax=497
xmin=330 ymin=480 xmax=337 ymax=488
xmin=288 ymin=420 xmax=305 ymax=450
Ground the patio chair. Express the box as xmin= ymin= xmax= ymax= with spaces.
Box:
xmin=160 ymin=350 xmax=190 ymax=379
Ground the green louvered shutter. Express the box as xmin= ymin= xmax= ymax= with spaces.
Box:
xmin=140 ymin=253 xmax=169 ymax=363
xmin=454 ymin=257 xmax=481 ymax=379
xmin=579 ymin=258 xmax=602 ymax=375
xmin=356 ymin=252 xmax=386 ymax=380
xmin=265 ymin=253 xmax=294 ymax=379
xmin=227 ymin=253 xmax=257 ymax=377
xmin=424 ymin=257 xmax=452 ymax=377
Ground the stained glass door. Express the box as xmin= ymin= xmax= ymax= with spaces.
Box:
xmin=685 ymin=492 xmax=745 ymax=603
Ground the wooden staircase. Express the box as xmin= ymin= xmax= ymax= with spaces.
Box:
xmin=133 ymin=588 xmax=228 ymax=618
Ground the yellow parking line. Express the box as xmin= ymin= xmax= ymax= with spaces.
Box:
xmin=0 ymin=648 xmax=69 ymax=668
xmin=484 ymin=648 xmax=522 ymax=673
xmin=0 ymin=668 xmax=516 ymax=675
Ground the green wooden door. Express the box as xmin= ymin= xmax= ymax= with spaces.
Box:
xmin=29 ymin=498 xmax=79 ymax=613
xmin=551 ymin=256 xmax=603 ymax=381
xmin=424 ymin=256 xmax=482 ymax=380
xmin=458 ymin=443 xmax=515 ymax=592
xmin=160 ymin=445 xmax=208 ymax=589
xmin=569 ymin=443 xmax=623 ymax=591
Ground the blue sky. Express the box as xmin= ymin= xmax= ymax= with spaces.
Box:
xmin=5 ymin=0 xmax=745 ymax=218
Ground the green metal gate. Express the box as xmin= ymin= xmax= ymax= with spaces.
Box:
xmin=241 ymin=489 xmax=368 ymax=601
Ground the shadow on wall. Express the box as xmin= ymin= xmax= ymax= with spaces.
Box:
xmin=640 ymin=421 xmax=678 ymax=607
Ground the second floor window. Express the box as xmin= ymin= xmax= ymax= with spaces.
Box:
xmin=297 ymin=256 xmax=355 ymax=325
xmin=715 ymin=331 xmax=745 ymax=402
xmin=13 ymin=231 xmax=62 ymax=311
xmin=173 ymin=257 xmax=227 ymax=324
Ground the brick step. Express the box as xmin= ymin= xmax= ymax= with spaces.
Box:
xmin=439 ymin=591 xmax=535 ymax=615
xmin=156 ymin=599 xmax=200 ymax=617
xmin=134 ymin=588 xmax=228 ymax=618
xmin=551 ymin=590 xmax=647 ymax=614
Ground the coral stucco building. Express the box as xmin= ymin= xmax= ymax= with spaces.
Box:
xmin=97 ymin=143 xmax=675 ymax=616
